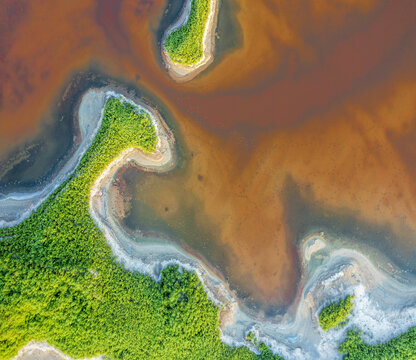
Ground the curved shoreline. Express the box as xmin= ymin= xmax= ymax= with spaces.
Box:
xmin=0 ymin=90 xmax=106 ymax=227
xmin=5 ymin=87 xmax=416 ymax=359
xmin=86 ymin=89 xmax=416 ymax=359
xmin=88 ymin=89 xmax=238 ymax=310
xmin=161 ymin=0 xmax=220 ymax=82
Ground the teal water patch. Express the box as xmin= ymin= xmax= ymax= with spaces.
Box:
xmin=121 ymin=164 xmax=230 ymax=275
xmin=213 ymin=0 xmax=243 ymax=67
xmin=281 ymin=175 xmax=416 ymax=278
xmin=0 ymin=70 xmax=106 ymax=194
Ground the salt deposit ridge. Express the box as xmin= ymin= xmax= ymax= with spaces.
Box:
xmin=3 ymin=88 xmax=416 ymax=359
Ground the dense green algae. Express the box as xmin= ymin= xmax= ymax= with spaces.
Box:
xmin=164 ymin=0 xmax=211 ymax=65
xmin=0 ymin=97 xmax=261 ymax=360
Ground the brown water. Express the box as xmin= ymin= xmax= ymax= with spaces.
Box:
xmin=1 ymin=0 xmax=416 ymax=311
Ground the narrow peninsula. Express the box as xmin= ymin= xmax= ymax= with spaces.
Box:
xmin=162 ymin=0 xmax=219 ymax=82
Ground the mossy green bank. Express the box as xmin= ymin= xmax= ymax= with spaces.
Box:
xmin=246 ymin=332 xmax=283 ymax=360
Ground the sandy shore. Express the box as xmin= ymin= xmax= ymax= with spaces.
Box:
xmin=161 ymin=0 xmax=220 ymax=82
xmin=13 ymin=341 xmax=102 ymax=360
xmin=7 ymin=87 xmax=416 ymax=359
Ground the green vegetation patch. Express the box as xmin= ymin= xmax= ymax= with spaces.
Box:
xmin=164 ymin=0 xmax=211 ymax=65
xmin=319 ymin=295 xmax=354 ymax=331
xmin=339 ymin=327 xmax=416 ymax=359
xmin=246 ymin=332 xmax=283 ymax=360
xmin=0 ymin=97 xmax=260 ymax=360
xmin=2 ymin=95 xmax=413 ymax=360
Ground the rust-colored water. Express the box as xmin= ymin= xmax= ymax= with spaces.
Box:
xmin=1 ymin=0 xmax=416 ymax=309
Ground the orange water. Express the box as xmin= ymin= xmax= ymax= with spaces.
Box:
xmin=1 ymin=0 xmax=416 ymax=309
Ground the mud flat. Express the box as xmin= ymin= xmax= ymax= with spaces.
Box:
xmin=161 ymin=0 xmax=220 ymax=82
xmin=12 ymin=341 xmax=102 ymax=360
xmin=100 ymin=203 xmax=416 ymax=359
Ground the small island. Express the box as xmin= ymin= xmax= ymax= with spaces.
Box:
xmin=162 ymin=0 xmax=219 ymax=82
xmin=319 ymin=294 xmax=354 ymax=332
